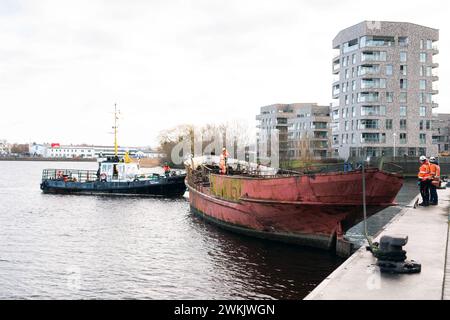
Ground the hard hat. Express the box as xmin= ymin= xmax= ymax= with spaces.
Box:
xmin=419 ymin=155 xmax=427 ymax=161
xmin=222 ymin=147 xmax=226 ymax=151
xmin=430 ymin=156 xmax=436 ymax=163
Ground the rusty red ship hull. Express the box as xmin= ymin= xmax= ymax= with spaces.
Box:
xmin=187 ymin=168 xmax=403 ymax=255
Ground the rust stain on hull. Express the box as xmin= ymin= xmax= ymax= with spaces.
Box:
xmin=187 ymin=168 xmax=403 ymax=254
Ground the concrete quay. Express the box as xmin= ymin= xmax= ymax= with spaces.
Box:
xmin=305 ymin=188 xmax=450 ymax=300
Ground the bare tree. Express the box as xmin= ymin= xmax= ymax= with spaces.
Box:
xmin=157 ymin=120 xmax=255 ymax=165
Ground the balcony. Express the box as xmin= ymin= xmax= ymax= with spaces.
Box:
xmin=431 ymin=45 xmax=439 ymax=55
xmin=360 ymin=78 xmax=386 ymax=89
xmin=358 ymin=65 xmax=380 ymax=76
xmin=360 ymin=105 xmax=386 ymax=117
xmin=361 ymin=133 xmax=387 ymax=144
xmin=313 ymin=132 xmax=328 ymax=140
xmin=358 ymin=119 xmax=380 ymax=130
xmin=361 ymin=51 xmax=387 ymax=62
xmin=342 ymin=38 xmax=359 ymax=54
xmin=332 ymin=61 xmax=340 ymax=74
xmin=360 ymin=36 xmax=395 ymax=48
xmin=332 ymin=84 xmax=340 ymax=98
xmin=311 ymin=122 xmax=328 ymax=130
xmin=358 ymin=92 xmax=379 ymax=103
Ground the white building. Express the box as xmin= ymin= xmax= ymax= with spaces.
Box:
xmin=43 ymin=144 xmax=165 ymax=159
xmin=46 ymin=145 xmax=96 ymax=158
xmin=29 ymin=143 xmax=48 ymax=157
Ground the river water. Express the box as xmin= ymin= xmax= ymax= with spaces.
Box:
xmin=0 ymin=161 xmax=418 ymax=300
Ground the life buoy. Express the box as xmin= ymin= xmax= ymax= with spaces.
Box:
xmin=100 ymin=173 xmax=107 ymax=182
xmin=57 ymin=171 xmax=63 ymax=179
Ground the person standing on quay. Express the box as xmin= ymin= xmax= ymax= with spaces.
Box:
xmin=417 ymin=155 xmax=432 ymax=207
xmin=429 ymin=157 xmax=441 ymax=205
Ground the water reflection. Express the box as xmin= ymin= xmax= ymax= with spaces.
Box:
xmin=0 ymin=161 xmax=418 ymax=300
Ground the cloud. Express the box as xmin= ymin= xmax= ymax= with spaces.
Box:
xmin=0 ymin=0 xmax=449 ymax=146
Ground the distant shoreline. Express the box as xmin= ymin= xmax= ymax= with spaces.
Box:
xmin=0 ymin=157 xmax=96 ymax=162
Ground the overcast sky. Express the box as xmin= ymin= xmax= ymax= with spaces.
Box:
xmin=1 ymin=0 xmax=449 ymax=147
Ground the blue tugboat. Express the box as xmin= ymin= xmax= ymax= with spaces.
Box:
xmin=40 ymin=105 xmax=186 ymax=197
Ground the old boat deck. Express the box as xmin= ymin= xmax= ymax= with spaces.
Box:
xmin=40 ymin=168 xmax=187 ymax=197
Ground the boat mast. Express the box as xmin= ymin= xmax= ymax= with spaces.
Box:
xmin=113 ymin=103 xmax=119 ymax=157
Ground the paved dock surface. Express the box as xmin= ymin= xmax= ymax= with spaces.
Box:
xmin=306 ymin=188 xmax=450 ymax=300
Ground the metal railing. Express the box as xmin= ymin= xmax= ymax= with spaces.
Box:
xmin=42 ymin=169 xmax=99 ymax=183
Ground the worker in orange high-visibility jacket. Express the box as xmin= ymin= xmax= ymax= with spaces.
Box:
xmin=429 ymin=157 xmax=441 ymax=205
xmin=417 ymin=155 xmax=432 ymax=207
xmin=163 ymin=162 xmax=171 ymax=177
xmin=219 ymin=147 xmax=230 ymax=175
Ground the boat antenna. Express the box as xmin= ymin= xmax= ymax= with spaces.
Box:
xmin=113 ymin=103 xmax=120 ymax=157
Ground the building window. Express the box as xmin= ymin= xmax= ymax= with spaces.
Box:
xmin=426 ymin=120 xmax=431 ymax=130
xmin=426 ymin=40 xmax=433 ymax=50
xmin=358 ymin=65 xmax=380 ymax=76
xmin=361 ymin=51 xmax=387 ymax=62
xmin=361 ymin=105 xmax=386 ymax=116
xmin=359 ymin=119 xmax=379 ymax=129
xmin=400 ymin=79 xmax=408 ymax=89
xmin=420 ymin=80 xmax=427 ymax=90
xmin=420 ymin=53 xmax=427 ymax=63
xmin=358 ymin=92 xmax=379 ymax=103
xmin=400 ymin=105 xmax=407 ymax=117
xmin=386 ymin=92 xmax=394 ymax=103
xmin=332 ymin=109 xmax=339 ymax=120
xmin=399 ymin=92 xmax=407 ymax=103
xmin=399 ymin=133 xmax=407 ymax=144
xmin=419 ymin=93 xmax=432 ymax=103
xmin=419 ymin=120 xmax=424 ymax=130
xmin=420 ymin=106 xmax=426 ymax=117
xmin=352 ymin=54 xmax=356 ymax=64
xmin=386 ymin=119 xmax=393 ymax=130
xmin=420 ymin=133 xmax=426 ymax=145
xmin=400 ymin=65 xmax=407 ymax=76
xmin=361 ymin=78 xmax=386 ymax=89
xmin=361 ymin=133 xmax=381 ymax=143
xmin=400 ymin=119 xmax=407 ymax=130
xmin=420 ymin=39 xmax=424 ymax=50
xmin=399 ymin=36 xmax=408 ymax=46
xmin=386 ymin=65 xmax=393 ymax=75
xmin=400 ymin=51 xmax=407 ymax=62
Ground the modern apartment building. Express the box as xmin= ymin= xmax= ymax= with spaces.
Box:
xmin=256 ymin=103 xmax=331 ymax=162
xmin=256 ymin=104 xmax=296 ymax=163
xmin=432 ymin=113 xmax=450 ymax=154
xmin=287 ymin=104 xmax=331 ymax=160
xmin=332 ymin=21 xmax=439 ymax=159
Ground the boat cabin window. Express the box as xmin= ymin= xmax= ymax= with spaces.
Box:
xmin=100 ymin=162 xmax=139 ymax=181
